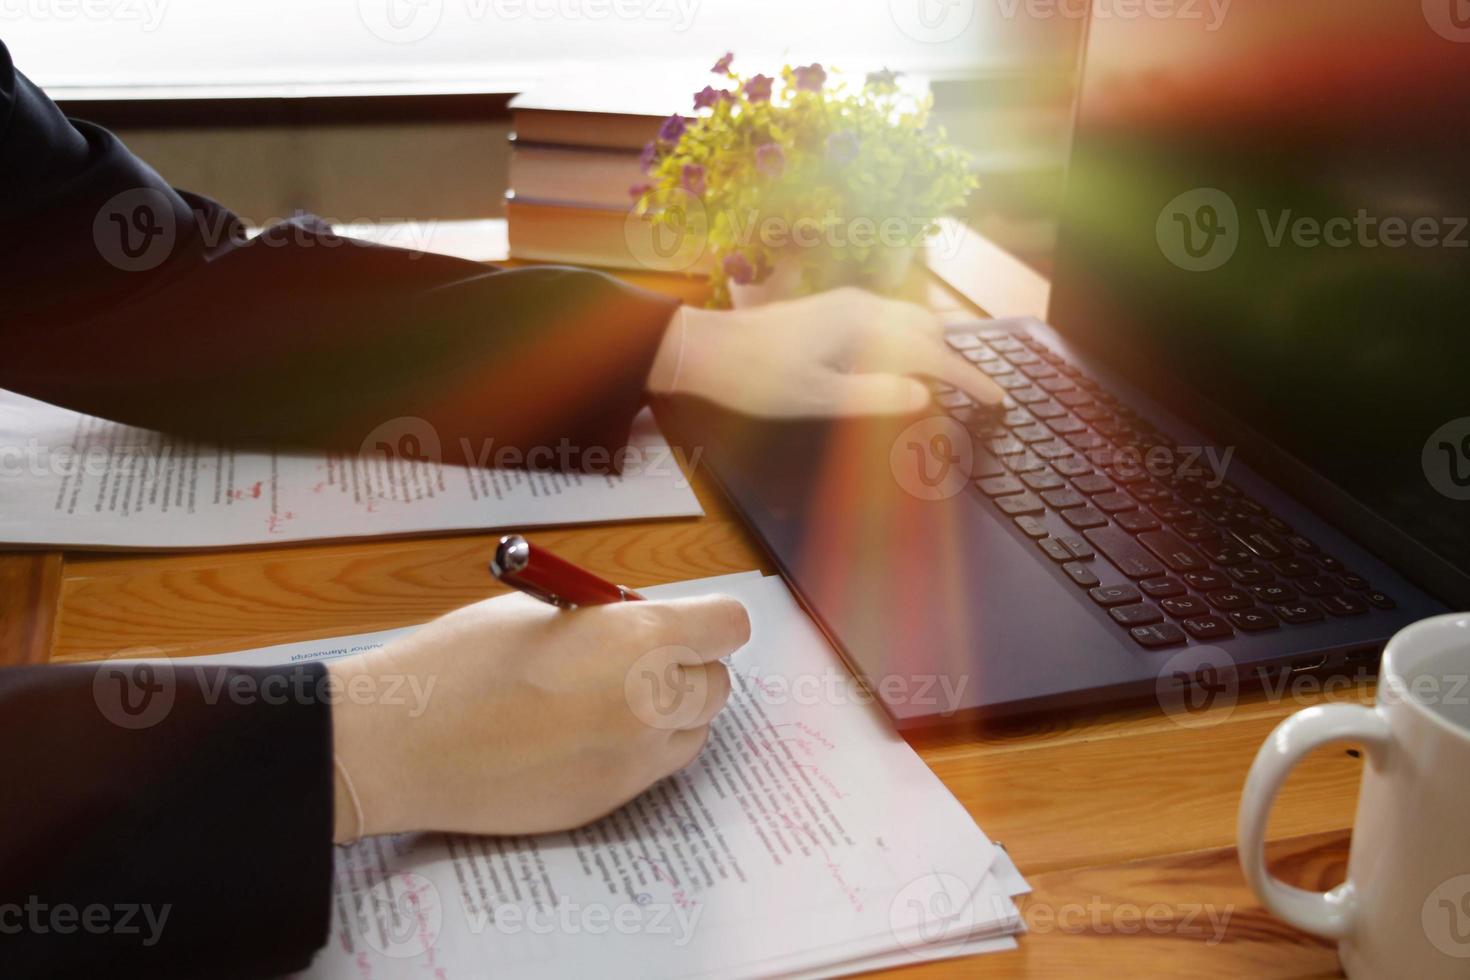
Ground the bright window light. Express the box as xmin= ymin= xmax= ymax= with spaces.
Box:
xmin=1 ymin=0 xmax=1027 ymax=97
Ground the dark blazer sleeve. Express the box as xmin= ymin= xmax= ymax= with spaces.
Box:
xmin=0 ymin=40 xmax=680 ymax=467
xmin=0 ymin=662 xmax=335 ymax=978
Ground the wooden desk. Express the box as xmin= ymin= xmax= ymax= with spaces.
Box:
xmin=0 ymin=222 xmax=1358 ymax=977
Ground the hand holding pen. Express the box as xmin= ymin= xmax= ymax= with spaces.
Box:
xmin=327 ymin=537 xmax=747 ymax=842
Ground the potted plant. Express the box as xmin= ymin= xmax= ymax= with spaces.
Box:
xmin=631 ymin=53 xmax=977 ymax=308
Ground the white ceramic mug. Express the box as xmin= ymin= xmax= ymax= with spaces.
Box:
xmin=1238 ymin=612 xmax=1470 ymax=979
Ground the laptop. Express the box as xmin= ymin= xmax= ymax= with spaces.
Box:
xmin=658 ymin=0 xmax=1470 ymax=727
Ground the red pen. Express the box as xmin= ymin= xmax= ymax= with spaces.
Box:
xmin=490 ymin=534 xmax=645 ymax=608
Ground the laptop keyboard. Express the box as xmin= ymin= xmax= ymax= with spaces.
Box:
xmin=934 ymin=326 xmax=1397 ymax=649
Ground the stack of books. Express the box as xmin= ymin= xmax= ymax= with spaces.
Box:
xmin=505 ymin=73 xmax=714 ymax=272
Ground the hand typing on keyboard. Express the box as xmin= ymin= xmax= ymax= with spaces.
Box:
xmin=647 ymin=287 xmax=1006 ymax=417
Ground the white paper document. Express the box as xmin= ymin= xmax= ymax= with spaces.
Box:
xmin=0 ymin=389 xmax=702 ymax=549
xmin=184 ymin=572 xmax=1027 ymax=978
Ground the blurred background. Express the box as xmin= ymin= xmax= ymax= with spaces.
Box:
xmin=3 ymin=0 xmax=1081 ymax=272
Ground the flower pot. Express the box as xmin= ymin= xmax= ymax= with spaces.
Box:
xmin=727 ymin=246 xmax=917 ymax=308
xmin=728 ymin=257 xmax=804 ymax=308
xmin=864 ymin=244 xmax=918 ymax=294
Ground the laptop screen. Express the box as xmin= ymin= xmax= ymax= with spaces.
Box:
xmin=1048 ymin=0 xmax=1470 ymax=606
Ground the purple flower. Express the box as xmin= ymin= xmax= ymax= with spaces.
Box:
xmin=723 ymin=252 xmax=754 ymax=285
xmin=681 ymin=163 xmax=706 ymax=197
xmin=825 ymin=131 xmax=859 ymax=165
xmin=658 ymin=113 xmax=687 ymax=143
xmin=711 ymin=51 xmax=734 ymax=74
xmin=754 ymin=142 xmax=785 ymax=179
xmin=743 ymin=74 xmax=773 ymax=104
xmin=866 ymin=67 xmax=900 ymax=88
xmin=639 ymin=141 xmax=660 ymax=173
xmin=693 ymin=85 xmax=731 ymax=110
xmin=628 ymin=182 xmax=652 ymax=200
xmin=793 ymin=63 xmax=827 ymax=92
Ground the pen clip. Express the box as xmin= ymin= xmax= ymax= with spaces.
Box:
xmin=509 ymin=579 xmax=576 ymax=609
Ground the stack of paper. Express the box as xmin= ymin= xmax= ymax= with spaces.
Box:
xmin=0 ymin=389 xmax=702 ymax=549
xmin=180 ymin=573 xmax=1030 ymax=977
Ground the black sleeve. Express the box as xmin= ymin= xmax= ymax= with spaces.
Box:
xmin=0 ymin=661 xmax=335 ymax=978
xmin=0 ymin=40 xmax=680 ymax=468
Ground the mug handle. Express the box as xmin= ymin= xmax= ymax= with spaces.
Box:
xmin=1237 ymin=703 xmax=1393 ymax=939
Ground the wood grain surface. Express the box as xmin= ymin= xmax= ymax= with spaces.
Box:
xmin=2 ymin=227 xmax=1364 ymax=976
xmin=0 ymin=551 xmax=64 ymax=666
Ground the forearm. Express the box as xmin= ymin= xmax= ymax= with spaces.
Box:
xmin=2 ymin=38 xmax=680 ymax=469
xmin=4 ymin=237 xmax=681 ymax=468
